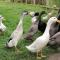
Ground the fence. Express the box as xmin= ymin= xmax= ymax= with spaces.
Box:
xmin=0 ymin=0 xmax=60 ymax=8
xmin=10 ymin=0 xmax=46 ymax=5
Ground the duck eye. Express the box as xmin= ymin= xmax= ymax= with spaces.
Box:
xmin=54 ymin=18 xmax=56 ymax=19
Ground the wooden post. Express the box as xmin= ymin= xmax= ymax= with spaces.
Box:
xmin=46 ymin=0 xmax=49 ymax=6
xmin=20 ymin=0 xmax=23 ymax=3
xmin=30 ymin=0 xmax=32 ymax=4
xmin=33 ymin=0 xmax=36 ymax=5
xmin=26 ymin=0 xmax=28 ymax=4
xmin=31 ymin=0 xmax=33 ymax=4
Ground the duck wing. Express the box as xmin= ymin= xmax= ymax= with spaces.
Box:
xmin=49 ymin=22 xmax=60 ymax=37
xmin=48 ymin=32 xmax=60 ymax=47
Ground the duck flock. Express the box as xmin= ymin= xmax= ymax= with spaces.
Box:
xmin=0 ymin=8 xmax=60 ymax=59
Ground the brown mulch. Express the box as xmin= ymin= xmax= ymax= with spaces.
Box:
xmin=47 ymin=53 xmax=60 ymax=60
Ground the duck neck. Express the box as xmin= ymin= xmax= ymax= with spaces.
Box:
xmin=32 ymin=16 xmax=38 ymax=23
xmin=43 ymin=20 xmax=53 ymax=36
xmin=16 ymin=15 xmax=25 ymax=29
xmin=0 ymin=20 xmax=2 ymax=25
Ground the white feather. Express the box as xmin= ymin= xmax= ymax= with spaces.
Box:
xmin=0 ymin=15 xmax=6 ymax=32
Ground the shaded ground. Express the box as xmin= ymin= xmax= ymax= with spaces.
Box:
xmin=47 ymin=53 xmax=60 ymax=60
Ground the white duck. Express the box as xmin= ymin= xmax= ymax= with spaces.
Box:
xmin=26 ymin=17 xmax=60 ymax=59
xmin=0 ymin=15 xmax=6 ymax=34
xmin=6 ymin=11 xmax=28 ymax=50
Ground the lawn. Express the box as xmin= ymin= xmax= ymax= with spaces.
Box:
xmin=0 ymin=2 xmax=58 ymax=60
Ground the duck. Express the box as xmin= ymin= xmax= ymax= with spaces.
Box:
xmin=0 ymin=15 xmax=6 ymax=34
xmin=25 ymin=11 xmax=53 ymax=40
xmin=26 ymin=17 xmax=60 ymax=59
xmin=38 ymin=11 xmax=47 ymax=32
xmin=38 ymin=10 xmax=54 ymax=32
xmin=47 ymin=12 xmax=60 ymax=48
xmin=49 ymin=9 xmax=60 ymax=38
xmin=24 ymin=12 xmax=39 ymax=40
xmin=6 ymin=11 xmax=28 ymax=51
xmin=48 ymin=31 xmax=60 ymax=49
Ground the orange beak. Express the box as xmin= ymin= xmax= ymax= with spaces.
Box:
xmin=56 ymin=20 xmax=60 ymax=24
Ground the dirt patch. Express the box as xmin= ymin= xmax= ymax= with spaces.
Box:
xmin=47 ymin=53 xmax=60 ymax=60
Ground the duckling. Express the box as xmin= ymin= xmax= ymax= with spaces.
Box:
xmin=49 ymin=22 xmax=60 ymax=37
xmin=47 ymin=9 xmax=60 ymax=41
xmin=6 ymin=11 xmax=28 ymax=51
xmin=38 ymin=5 xmax=56 ymax=33
xmin=26 ymin=17 xmax=60 ymax=59
xmin=0 ymin=15 xmax=6 ymax=34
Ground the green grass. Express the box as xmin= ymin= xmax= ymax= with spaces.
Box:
xmin=0 ymin=2 xmax=58 ymax=60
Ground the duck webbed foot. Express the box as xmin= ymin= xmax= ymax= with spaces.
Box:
xmin=37 ymin=50 xmax=46 ymax=59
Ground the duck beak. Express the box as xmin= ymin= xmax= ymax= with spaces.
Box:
xmin=56 ymin=14 xmax=60 ymax=23
xmin=28 ymin=12 xmax=35 ymax=16
xmin=56 ymin=20 xmax=60 ymax=24
xmin=28 ymin=12 xmax=32 ymax=16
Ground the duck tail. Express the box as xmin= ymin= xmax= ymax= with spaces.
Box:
xmin=8 ymin=38 xmax=12 ymax=42
xmin=26 ymin=46 xmax=32 ymax=51
xmin=6 ymin=37 xmax=12 ymax=48
xmin=26 ymin=45 xmax=35 ymax=52
xmin=26 ymin=46 xmax=30 ymax=50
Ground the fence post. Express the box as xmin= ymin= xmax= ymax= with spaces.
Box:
xmin=33 ymin=0 xmax=36 ymax=4
xmin=26 ymin=0 xmax=28 ymax=4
